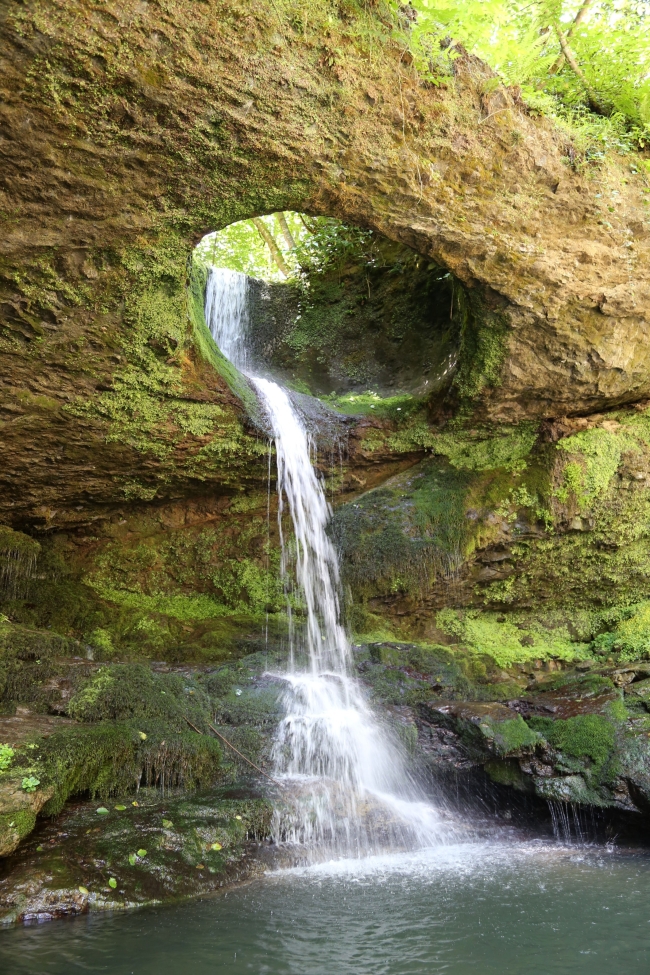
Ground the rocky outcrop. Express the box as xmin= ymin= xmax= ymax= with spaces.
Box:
xmin=1 ymin=0 xmax=650 ymax=886
xmin=357 ymin=641 xmax=650 ymax=820
xmin=0 ymin=787 xmax=274 ymax=923
xmin=0 ymin=0 xmax=648 ymax=532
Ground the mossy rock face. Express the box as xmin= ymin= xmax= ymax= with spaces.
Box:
xmin=0 ymin=529 xmax=41 ymax=601
xmin=354 ymin=640 xmax=650 ymax=816
xmin=0 ymin=0 xmax=649 ymax=861
xmin=330 ymin=405 xmax=650 ymax=639
xmin=0 ymin=0 xmax=648 ymax=675
xmin=247 ymin=240 xmax=458 ymax=399
xmin=0 ymin=652 xmax=285 ymax=853
xmin=0 ymin=788 xmax=274 ymax=924
xmin=0 ymin=500 xmax=291 ymax=664
xmin=0 ymin=0 xmax=648 ymax=535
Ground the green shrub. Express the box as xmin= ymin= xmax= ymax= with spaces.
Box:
xmin=0 ymin=743 xmax=14 ymax=770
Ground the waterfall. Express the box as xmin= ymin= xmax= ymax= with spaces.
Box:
xmin=205 ymin=266 xmax=448 ymax=858
xmin=204 ymin=267 xmax=250 ymax=373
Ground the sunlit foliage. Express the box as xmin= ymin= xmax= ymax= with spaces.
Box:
xmin=195 ymin=213 xmax=378 ymax=282
xmin=406 ymin=0 xmax=650 ymax=150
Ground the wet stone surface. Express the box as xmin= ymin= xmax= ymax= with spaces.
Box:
xmin=0 ymin=785 xmax=275 ymax=924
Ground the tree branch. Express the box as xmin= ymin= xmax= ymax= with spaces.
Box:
xmin=550 ymin=0 xmax=595 ymax=74
xmin=553 ymin=22 xmax=608 ymax=115
xmin=275 ymin=212 xmax=296 ymax=250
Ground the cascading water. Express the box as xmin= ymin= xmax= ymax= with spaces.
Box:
xmin=205 ymin=265 xmax=450 ymax=858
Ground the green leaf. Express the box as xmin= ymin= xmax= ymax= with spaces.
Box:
xmin=137 ymin=848 xmax=147 ymax=858
xmin=0 ymin=744 xmax=15 ymax=770
xmin=108 ymin=878 xmax=117 ymax=889
xmin=162 ymin=819 xmax=173 ymax=828
xmin=211 ymin=842 xmax=222 ymax=851
xmin=21 ymin=776 xmax=40 ymax=793
xmin=114 ymin=804 xmax=127 ymax=811
xmin=128 ymin=853 xmax=137 ymax=866
xmin=78 ymin=886 xmax=89 ymax=895
xmin=96 ymin=807 xmax=109 ymax=815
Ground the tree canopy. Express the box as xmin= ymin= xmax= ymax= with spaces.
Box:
xmin=406 ymin=0 xmax=650 ymax=151
xmin=195 ymin=213 xmax=377 ymax=282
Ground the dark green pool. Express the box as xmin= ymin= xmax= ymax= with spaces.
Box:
xmin=1 ymin=842 xmax=649 ymax=974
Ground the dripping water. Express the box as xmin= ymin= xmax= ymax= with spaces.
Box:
xmin=205 ymin=266 xmax=452 ymax=858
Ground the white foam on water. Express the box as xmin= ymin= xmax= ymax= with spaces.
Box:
xmin=270 ymin=839 xmax=602 ymax=884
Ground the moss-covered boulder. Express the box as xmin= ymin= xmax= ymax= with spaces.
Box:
xmin=0 ymin=787 xmax=273 ymax=924
xmin=356 ymin=638 xmax=650 ymax=817
xmin=0 ymin=647 xmax=283 ymax=855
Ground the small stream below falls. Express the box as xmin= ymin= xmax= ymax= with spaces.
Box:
xmin=2 ymin=843 xmax=650 ymax=973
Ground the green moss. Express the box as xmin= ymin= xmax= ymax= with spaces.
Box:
xmin=553 ymin=713 xmax=616 ymax=769
xmin=61 ymin=238 xmax=267 ymax=488
xmin=331 ymin=458 xmax=474 ymax=600
xmin=0 ymin=808 xmax=36 ymax=852
xmin=535 ymin=670 xmax=615 ymax=697
xmin=0 ymin=513 xmax=292 ymax=664
xmin=0 ymin=622 xmax=83 ymax=709
xmin=66 ymin=664 xmax=212 ymax=727
xmin=591 ymin=602 xmax=650 ymax=661
xmin=480 ymin=715 xmax=539 ymax=755
xmin=260 ymin=237 xmax=458 ymax=400
xmin=529 ymin=713 xmax=616 ymax=775
xmin=432 ymin=423 xmax=538 ymax=472
xmin=557 ymin=427 xmax=638 ymax=510
xmin=435 ymin=609 xmax=591 ymax=668
xmin=35 ymin=722 xmax=225 ymax=817
xmin=0 ymin=527 xmax=41 ymax=599
xmin=213 ymin=687 xmax=283 ymax=728
xmin=452 ymin=289 xmax=510 ymax=401
xmin=328 ymin=390 xmax=424 ymax=422
xmin=484 ymin=758 xmax=532 ymax=790
xmin=0 ymin=527 xmax=40 ymax=562
xmin=87 ymin=586 xmax=234 ymax=623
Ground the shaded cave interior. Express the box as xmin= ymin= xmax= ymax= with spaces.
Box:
xmin=193 ymin=213 xmax=465 ymax=415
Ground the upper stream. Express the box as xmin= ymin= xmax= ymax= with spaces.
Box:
xmin=205 ymin=267 xmax=446 ymax=857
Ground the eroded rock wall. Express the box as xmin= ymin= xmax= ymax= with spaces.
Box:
xmin=0 ymin=0 xmax=649 ymax=533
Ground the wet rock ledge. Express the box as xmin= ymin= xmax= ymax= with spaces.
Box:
xmin=359 ymin=640 xmax=650 ymax=816
xmin=0 ymin=787 xmax=274 ymax=925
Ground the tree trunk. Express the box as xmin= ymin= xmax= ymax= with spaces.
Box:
xmin=549 ymin=0 xmax=595 ymax=74
xmin=252 ymin=218 xmax=291 ymax=277
xmin=554 ymin=23 xmax=609 ymax=115
xmin=276 ymin=212 xmax=296 ymax=250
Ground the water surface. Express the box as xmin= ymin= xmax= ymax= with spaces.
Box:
xmin=2 ymin=841 xmax=649 ymax=974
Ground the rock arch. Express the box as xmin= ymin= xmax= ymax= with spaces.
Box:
xmin=0 ymin=0 xmax=648 ymax=523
